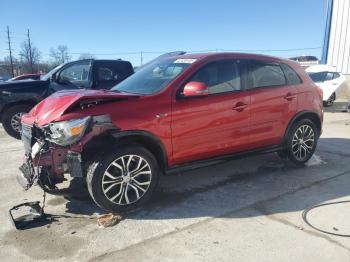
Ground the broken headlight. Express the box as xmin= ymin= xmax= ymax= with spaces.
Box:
xmin=48 ymin=116 xmax=90 ymax=146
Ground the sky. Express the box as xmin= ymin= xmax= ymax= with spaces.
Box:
xmin=1 ymin=0 xmax=328 ymax=66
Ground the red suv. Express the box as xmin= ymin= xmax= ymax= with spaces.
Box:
xmin=19 ymin=53 xmax=323 ymax=212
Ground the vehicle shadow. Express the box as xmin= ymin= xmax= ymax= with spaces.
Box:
xmin=323 ymin=101 xmax=348 ymax=113
xmin=55 ymin=137 xmax=350 ymax=224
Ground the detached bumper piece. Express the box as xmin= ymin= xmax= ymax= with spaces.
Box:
xmin=17 ymin=161 xmax=36 ymax=190
xmin=9 ymin=201 xmax=47 ymax=230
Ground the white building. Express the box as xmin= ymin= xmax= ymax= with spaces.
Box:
xmin=322 ymin=0 xmax=350 ymax=74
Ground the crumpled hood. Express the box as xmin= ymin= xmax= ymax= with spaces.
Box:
xmin=24 ymin=89 xmax=139 ymax=126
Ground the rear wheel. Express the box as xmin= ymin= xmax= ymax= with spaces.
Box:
xmin=285 ymin=119 xmax=318 ymax=165
xmin=2 ymin=105 xmax=32 ymax=139
xmin=86 ymin=146 xmax=159 ymax=212
xmin=324 ymin=92 xmax=336 ymax=107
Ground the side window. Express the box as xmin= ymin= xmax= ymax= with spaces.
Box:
xmin=248 ymin=61 xmax=286 ymax=89
xmin=59 ymin=61 xmax=91 ymax=88
xmin=189 ymin=60 xmax=241 ymax=94
xmin=325 ymin=72 xmax=334 ymax=81
xmin=98 ymin=67 xmax=114 ymax=81
xmin=98 ymin=62 xmax=133 ymax=82
xmin=281 ymin=64 xmax=302 ymax=85
xmin=95 ymin=62 xmax=134 ymax=89
xmin=308 ymin=72 xmax=326 ymax=83
xmin=332 ymin=72 xmax=340 ymax=79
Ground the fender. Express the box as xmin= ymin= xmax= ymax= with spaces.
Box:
xmin=283 ymin=110 xmax=322 ymax=145
xmin=73 ymin=127 xmax=169 ymax=171
xmin=110 ymin=130 xmax=169 ymax=170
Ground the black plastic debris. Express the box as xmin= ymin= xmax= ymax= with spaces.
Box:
xmin=9 ymin=201 xmax=47 ymax=230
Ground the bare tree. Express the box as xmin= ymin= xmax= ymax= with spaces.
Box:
xmin=19 ymin=35 xmax=41 ymax=73
xmin=78 ymin=53 xmax=95 ymax=60
xmin=50 ymin=45 xmax=71 ymax=65
xmin=6 ymin=26 xmax=15 ymax=77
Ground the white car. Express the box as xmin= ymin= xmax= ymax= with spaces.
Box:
xmin=306 ymin=65 xmax=346 ymax=106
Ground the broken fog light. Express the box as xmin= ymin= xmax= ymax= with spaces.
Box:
xmin=48 ymin=116 xmax=90 ymax=146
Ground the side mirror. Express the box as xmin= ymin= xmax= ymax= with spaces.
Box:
xmin=182 ymin=81 xmax=209 ymax=98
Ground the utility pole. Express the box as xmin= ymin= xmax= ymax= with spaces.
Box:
xmin=27 ymin=29 xmax=34 ymax=73
xmin=140 ymin=51 xmax=143 ymax=66
xmin=6 ymin=26 xmax=15 ymax=77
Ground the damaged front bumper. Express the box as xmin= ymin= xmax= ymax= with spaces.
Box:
xmin=18 ymin=122 xmax=84 ymax=190
xmin=18 ymin=117 xmax=116 ymax=191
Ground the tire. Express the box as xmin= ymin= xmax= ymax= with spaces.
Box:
xmin=2 ymin=104 xmax=32 ymax=139
xmin=86 ymin=145 xmax=159 ymax=212
xmin=285 ymin=119 xmax=319 ymax=165
xmin=323 ymin=92 xmax=336 ymax=107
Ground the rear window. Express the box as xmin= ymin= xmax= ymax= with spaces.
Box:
xmin=248 ymin=61 xmax=286 ymax=88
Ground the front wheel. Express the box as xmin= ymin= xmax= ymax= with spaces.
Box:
xmin=2 ymin=104 xmax=32 ymax=139
xmin=285 ymin=119 xmax=318 ymax=165
xmin=86 ymin=146 xmax=159 ymax=212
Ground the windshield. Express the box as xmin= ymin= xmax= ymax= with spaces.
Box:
xmin=40 ymin=64 xmax=64 ymax=81
xmin=112 ymin=58 xmax=195 ymax=95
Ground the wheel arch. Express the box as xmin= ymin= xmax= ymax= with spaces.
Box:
xmin=82 ymin=130 xmax=169 ymax=173
xmin=0 ymin=100 xmax=37 ymax=120
xmin=283 ymin=111 xmax=322 ymax=144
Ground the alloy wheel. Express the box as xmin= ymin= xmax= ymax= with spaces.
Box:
xmin=102 ymin=154 xmax=152 ymax=205
xmin=10 ymin=112 xmax=23 ymax=133
xmin=291 ymin=124 xmax=315 ymax=161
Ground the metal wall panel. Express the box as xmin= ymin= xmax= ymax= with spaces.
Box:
xmin=326 ymin=0 xmax=350 ymax=74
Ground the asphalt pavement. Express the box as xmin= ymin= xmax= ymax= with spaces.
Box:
xmin=0 ymin=105 xmax=350 ymax=261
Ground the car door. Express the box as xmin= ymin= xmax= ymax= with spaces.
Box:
xmin=50 ymin=60 xmax=93 ymax=92
xmin=171 ymin=59 xmax=251 ymax=165
xmin=93 ymin=61 xmax=134 ymax=90
xmin=247 ymin=60 xmax=298 ymax=148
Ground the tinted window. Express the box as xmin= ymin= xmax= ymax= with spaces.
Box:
xmin=95 ymin=61 xmax=134 ymax=90
xmin=325 ymin=72 xmax=334 ymax=81
xmin=190 ymin=60 xmax=241 ymax=94
xmin=96 ymin=61 xmax=133 ymax=82
xmin=308 ymin=72 xmax=326 ymax=83
xmin=281 ymin=64 xmax=302 ymax=85
xmin=333 ymin=72 xmax=340 ymax=79
xmin=98 ymin=67 xmax=114 ymax=81
xmin=248 ymin=61 xmax=286 ymax=88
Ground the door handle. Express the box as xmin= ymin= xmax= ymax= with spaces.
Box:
xmin=232 ymin=102 xmax=248 ymax=112
xmin=284 ymin=92 xmax=296 ymax=101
